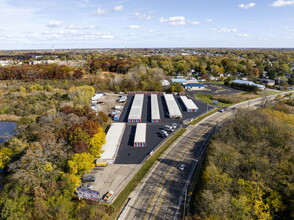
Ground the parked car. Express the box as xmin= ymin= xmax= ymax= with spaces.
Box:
xmin=172 ymin=123 xmax=177 ymax=129
xmin=103 ymin=191 xmax=114 ymax=201
xmin=219 ymin=108 xmax=225 ymax=113
xmin=117 ymin=96 xmax=127 ymax=103
xmin=82 ymin=176 xmax=96 ymax=183
xmin=160 ymin=130 xmax=169 ymax=138
xmin=80 ymin=184 xmax=93 ymax=190
xmin=180 ymin=164 xmax=186 ymax=171
xmin=164 ymin=125 xmax=174 ymax=132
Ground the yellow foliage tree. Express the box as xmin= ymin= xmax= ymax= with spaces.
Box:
xmin=68 ymin=153 xmax=94 ymax=175
xmin=89 ymin=126 xmax=106 ymax=158
xmin=0 ymin=147 xmax=13 ymax=169
xmin=68 ymin=86 xmax=95 ymax=105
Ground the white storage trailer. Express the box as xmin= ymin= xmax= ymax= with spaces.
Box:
xmin=164 ymin=94 xmax=182 ymax=119
xmin=151 ymin=94 xmax=160 ymax=123
xmin=180 ymin=96 xmax=199 ymax=112
xmin=99 ymin=123 xmax=126 ymax=164
xmin=128 ymin=94 xmax=144 ymax=122
xmin=134 ymin=123 xmax=147 ymax=147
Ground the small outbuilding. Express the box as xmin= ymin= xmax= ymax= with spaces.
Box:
xmin=164 ymin=94 xmax=182 ymax=119
xmin=134 ymin=123 xmax=147 ymax=147
xmin=100 ymin=123 xmax=126 ymax=164
xmin=172 ymin=78 xmax=187 ymax=84
xmin=151 ymin=94 xmax=160 ymax=123
xmin=180 ymin=96 xmax=199 ymax=112
xmin=128 ymin=94 xmax=144 ymax=122
xmin=184 ymin=83 xmax=206 ymax=91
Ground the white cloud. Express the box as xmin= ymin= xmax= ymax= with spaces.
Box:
xmin=96 ymin=7 xmax=107 ymax=16
xmin=169 ymin=34 xmax=188 ymax=39
xmin=205 ymin=19 xmax=213 ymax=22
xmin=160 ymin=16 xmax=202 ymax=26
xmin=47 ymin=20 xmax=63 ymax=28
xmin=148 ymin=29 xmax=156 ymax=32
xmin=239 ymin=2 xmax=256 ymax=9
xmin=211 ymin=28 xmax=238 ymax=33
xmin=134 ymin=11 xmax=154 ymax=20
xmin=113 ymin=5 xmax=123 ymax=11
xmin=237 ymin=33 xmax=250 ymax=37
xmin=41 ymin=30 xmax=115 ymax=41
xmin=190 ymin=21 xmax=200 ymax=25
xmin=128 ymin=25 xmax=140 ymax=29
xmin=66 ymin=24 xmax=96 ymax=30
xmin=160 ymin=16 xmax=186 ymax=26
xmin=100 ymin=34 xmax=115 ymax=39
xmin=271 ymin=0 xmax=294 ymax=7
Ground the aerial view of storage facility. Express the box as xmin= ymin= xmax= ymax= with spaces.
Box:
xmin=128 ymin=94 xmax=144 ymax=122
xmin=164 ymin=94 xmax=182 ymax=119
xmin=180 ymin=95 xmax=199 ymax=112
xmin=134 ymin=123 xmax=147 ymax=147
xmin=151 ymin=94 xmax=160 ymax=123
xmin=99 ymin=123 xmax=126 ymax=164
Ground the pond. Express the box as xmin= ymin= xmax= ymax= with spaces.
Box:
xmin=0 ymin=122 xmax=18 ymax=144
xmin=0 ymin=122 xmax=17 ymax=192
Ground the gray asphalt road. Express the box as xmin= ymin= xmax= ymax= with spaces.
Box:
xmin=118 ymin=111 xmax=232 ymax=220
xmin=117 ymin=92 xmax=293 ymax=220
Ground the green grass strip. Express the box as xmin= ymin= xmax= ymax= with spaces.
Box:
xmin=194 ymin=94 xmax=232 ymax=107
xmin=110 ymin=128 xmax=187 ymax=219
xmin=189 ymin=109 xmax=218 ymax=125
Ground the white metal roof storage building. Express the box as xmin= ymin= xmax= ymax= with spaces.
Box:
xmin=134 ymin=123 xmax=147 ymax=147
xmin=151 ymin=94 xmax=160 ymax=123
xmin=180 ymin=96 xmax=199 ymax=112
xmin=99 ymin=123 xmax=126 ymax=164
xmin=164 ymin=94 xmax=182 ymax=119
xmin=128 ymin=94 xmax=144 ymax=122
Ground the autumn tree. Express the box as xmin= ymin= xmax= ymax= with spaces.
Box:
xmin=68 ymin=85 xmax=95 ymax=105
xmin=68 ymin=153 xmax=95 ymax=175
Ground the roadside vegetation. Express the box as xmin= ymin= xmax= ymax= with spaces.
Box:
xmin=0 ymin=86 xmax=111 ymax=219
xmin=189 ymin=109 xmax=218 ymax=125
xmin=191 ymin=95 xmax=294 ymax=219
xmin=0 ymin=48 xmax=293 ymax=219
xmin=194 ymin=93 xmax=261 ymax=107
xmin=111 ymin=128 xmax=186 ymax=219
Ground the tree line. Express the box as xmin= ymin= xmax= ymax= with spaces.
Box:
xmin=0 ymin=90 xmax=112 ymax=219
xmin=192 ymin=97 xmax=294 ymax=219
xmin=0 ymin=64 xmax=84 ymax=80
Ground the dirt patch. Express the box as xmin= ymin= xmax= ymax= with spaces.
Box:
xmin=97 ymin=93 xmax=125 ymax=115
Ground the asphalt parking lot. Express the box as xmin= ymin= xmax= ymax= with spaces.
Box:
xmin=118 ymin=94 xmax=213 ymax=124
xmin=114 ymin=93 xmax=213 ymax=164
xmin=115 ymin=124 xmax=177 ymax=164
xmin=188 ymin=83 xmax=240 ymax=96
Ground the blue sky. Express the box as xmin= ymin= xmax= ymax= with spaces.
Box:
xmin=0 ymin=0 xmax=293 ymax=49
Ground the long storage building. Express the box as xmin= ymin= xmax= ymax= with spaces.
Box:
xmin=180 ymin=96 xmax=199 ymax=112
xmin=164 ymin=94 xmax=182 ymax=119
xmin=128 ymin=94 xmax=144 ymax=122
xmin=134 ymin=123 xmax=147 ymax=147
xmin=99 ymin=123 xmax=126 ymax=164
xmin=151 ymin=94 xmax=160 ymax=123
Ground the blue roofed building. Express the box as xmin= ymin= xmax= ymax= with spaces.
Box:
xmin=184 ymin=83 xmax=207 ymax=91
xmin=171 ymin=78 xmax=187 ymax=84
xmin=232 ymin=80 xmax=265 ymax=90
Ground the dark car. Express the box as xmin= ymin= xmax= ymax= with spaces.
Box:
xmin=82 ymin=176 xmax=96 ymax=183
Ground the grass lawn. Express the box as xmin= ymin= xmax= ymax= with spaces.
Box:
xmin=194 ymin=90 xmax=281 ymax=108
xmin=205 ymin=81 xmax=224 ymax=85
xmin=194 ymin=94 xmax=232 ymax=107
xmin=259 ymin=90 xmax=281 ymax=96
xmin=189 ymin=109 xmax=218 ymax=125
xmin=110 ymin=128 xmax=187 ymax=219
